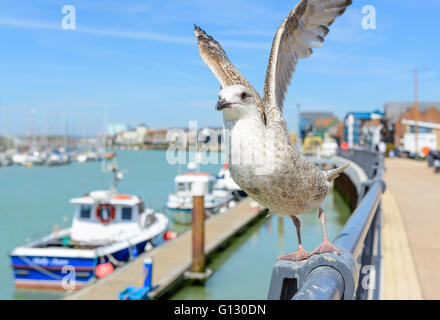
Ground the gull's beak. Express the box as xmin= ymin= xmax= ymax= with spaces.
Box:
xmin=216 ymin=99 xmax=232 ymax=111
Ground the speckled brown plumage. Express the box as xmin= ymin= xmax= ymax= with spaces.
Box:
xmin=194 ymin=0 xmax=352 ymax=219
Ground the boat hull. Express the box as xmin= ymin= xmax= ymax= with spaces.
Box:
xmin=10 ymin=219 xmax=168 ymax=291
xmin=168 ymin=201 xmax=229 ymax=225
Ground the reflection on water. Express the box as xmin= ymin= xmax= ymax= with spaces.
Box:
xmin=169 ymin=190 xmax=351 ymax=300
xmin=277 ymin=216 xmax=284 ymax=250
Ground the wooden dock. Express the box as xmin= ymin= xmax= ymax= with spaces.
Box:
xmin=382 ymin=158 xmax=440 ymax=299
xmin=65 ymin=198 xmax=264 ymax=300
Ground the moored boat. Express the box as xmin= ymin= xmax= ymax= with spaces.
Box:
xmin=9 ymin=159 xmax=169 ymax=290
xmin=167 ymin=171 xmax=233 ymax=225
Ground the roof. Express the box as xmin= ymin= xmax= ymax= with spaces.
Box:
xmin=300 ymin=112 xmax=336 ymax=122
xmin=384 ymin=102 xmax=440 ymax=123
xmin=70 ymin=191 xmax=141 ymax=206
xmin=344 ymin=111 xmax=383 ymax=120
xmin=175 ymin=173 xmax=215 ymax=183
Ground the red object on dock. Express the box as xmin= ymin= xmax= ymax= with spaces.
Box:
xmin=96 ymin=262 xmax=114 ymax=279
xmin=163 ymin=231 xmax=177 ymax=241
xmin=341 ymin=141 xmax=349 ymax=151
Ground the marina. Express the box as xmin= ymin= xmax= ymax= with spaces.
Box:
xmin=10 ymin=159 xmax=168 ymax=290
xmin=1 ymin=150 xmax=350 ymax=300
xmin=1 ymin=0 xmax=440 ymax=305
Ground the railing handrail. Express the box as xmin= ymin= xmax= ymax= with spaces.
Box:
xmin=333 ymin=181 xmax=383 ymax=259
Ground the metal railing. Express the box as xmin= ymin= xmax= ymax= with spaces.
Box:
xmin=267 ymin=149 xmax=386 ymax=300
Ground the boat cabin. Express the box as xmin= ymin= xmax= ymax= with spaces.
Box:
xmin=69 ymin=190 xmax=154 ymax=244
xmin=174 ymin=172 xmax=215 ymax=195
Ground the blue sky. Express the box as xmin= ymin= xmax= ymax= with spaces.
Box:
xmin=0 ymin=0 xmax=439 ymax=136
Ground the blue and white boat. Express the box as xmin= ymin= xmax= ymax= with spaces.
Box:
xmin=166 ymin=171 xmax=233 ymax=224
xmin=214 ymin=163 xmax=248 ymax=200
xmin=9 ymin=160 xmax=169 ymax=290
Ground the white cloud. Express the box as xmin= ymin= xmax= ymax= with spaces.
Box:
xmin=0 ymin=16 xmax=270 ymax=49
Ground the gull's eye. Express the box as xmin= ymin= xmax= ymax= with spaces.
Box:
xmin=241 ymin=92 xmax=248 ymax=100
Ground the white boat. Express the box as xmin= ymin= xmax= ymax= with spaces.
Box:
xmin=11 ymin=153 xmax=28 ymax=166
xmin=214 ymin=163 xmax=247 ymax=200
xmin=167 ymin=172 xmax=233 ymax=225
xmin=10 ymin=159 xmax=169 ymax=290
xmin=76 ymin=153 xmax=88 ymax=163
xmin=27 ymin=150 xmax=47 ymax=165
xmin=46 ymin=150 xmax=70 ymax=166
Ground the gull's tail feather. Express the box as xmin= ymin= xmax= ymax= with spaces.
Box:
xmin=325 ymin=162 xmax=350 ymax=182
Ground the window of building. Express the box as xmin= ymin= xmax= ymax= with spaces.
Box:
xmin=410 ymin=125 xmax=432 ymax=134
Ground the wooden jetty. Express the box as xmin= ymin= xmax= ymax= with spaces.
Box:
xmin=65 ymin=198 xmax=264 ymax=300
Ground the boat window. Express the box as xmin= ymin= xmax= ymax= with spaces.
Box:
xmin=121 ymin=207 xmax=132 ymax=221
xmin=208 ymin=181 xmax=214 ymax=193
xmin=80 ymin=205 xmax=92 ymax=219
xmin=177 ymin=182 xmax=186 ymax=192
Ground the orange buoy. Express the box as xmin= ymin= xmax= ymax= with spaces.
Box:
xmin=95 ymin=262 xmax=114 ymax=279
xmin=163 ymin=231 xmax=177 ymax=241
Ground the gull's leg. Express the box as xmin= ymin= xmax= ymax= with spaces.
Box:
xmin=277 ymin=216 xmax=309 ymax=262
xmin=310 ymin=208 xmax=340 ymax=255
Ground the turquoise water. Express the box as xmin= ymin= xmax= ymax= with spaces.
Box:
xmin=0 ymin=150 xmax=350 ymax=300
xmin=0 ymin=150 xmax=222 ymax=299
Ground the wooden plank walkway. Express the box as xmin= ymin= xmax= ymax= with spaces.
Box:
xmin=65 ymin=198 xmax=264 ymax=300
xmin=382 ymin=158 xmax=440 ymax=299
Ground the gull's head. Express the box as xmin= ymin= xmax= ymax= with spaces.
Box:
xmin=216 ymin=85 xmax=259 ymax=121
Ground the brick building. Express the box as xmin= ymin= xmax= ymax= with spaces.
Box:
xmin=394 ymin=105 xmax=440 ymax=152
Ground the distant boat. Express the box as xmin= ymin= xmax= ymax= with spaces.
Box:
xmin=27 ymin=150 xmax=47 ymax=166
xmin=46 ymin=150 xmax=70 ymax=166
xmin=214 ymin=163 xmax=247 ymax=200
xmin=11 ymin=153 xmax=28 ymax=166
xmin=76 ymin=153 xmax=88 ymax=163
xmin=10 ymin=159 xmax=169 ymax=290
xmin=167 ymin=171 xmax=233 ymax=225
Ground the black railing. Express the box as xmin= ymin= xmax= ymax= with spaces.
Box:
xmin=267 ymin=149 xmax=386 ymax=300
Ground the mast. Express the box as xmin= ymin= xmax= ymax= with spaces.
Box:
xmin=414 ymin=69 xmax=419 ymax=157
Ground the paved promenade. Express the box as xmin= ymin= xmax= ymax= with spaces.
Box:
xmin=382 ymin=158 xmax=439 ymax=299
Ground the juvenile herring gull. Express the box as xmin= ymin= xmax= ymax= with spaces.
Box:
xmin=194 ymin=0 xmax=352 ymax=261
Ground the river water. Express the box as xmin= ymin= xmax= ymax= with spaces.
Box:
xmin=0 ymin=150 xmax=350 ymax=300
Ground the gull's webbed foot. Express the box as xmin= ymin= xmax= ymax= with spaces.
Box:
xmin=277 ymin=247 xmax=309 ymax=262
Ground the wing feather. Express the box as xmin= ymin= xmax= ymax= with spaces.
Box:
xmin=194 ymin=25 xmax=266 ymax=122
xmin=263 ymin=0 xmax=352 ymax=127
